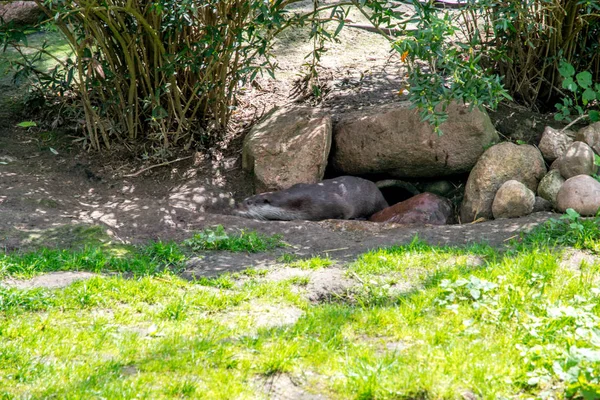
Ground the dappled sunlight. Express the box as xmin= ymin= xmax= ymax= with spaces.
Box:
xmin=168 ymin=182 xmax=236 ymax=213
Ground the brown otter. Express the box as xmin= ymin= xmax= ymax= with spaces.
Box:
xmin=235 ymin=176 xmax=389 ymax=221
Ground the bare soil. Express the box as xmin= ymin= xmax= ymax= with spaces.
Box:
xmin=0 ymin=2 xmax=562 ymax=283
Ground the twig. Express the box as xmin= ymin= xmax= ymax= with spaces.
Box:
xmin=320 ymin=247 xmax=350 ymax=253
xmin=123 ymin=156 xmax=193 ymax=177
xmin=560 ymin=114 xmax=589 ymax=133
xmin=349 ymin=271 xmax=366 ymax=285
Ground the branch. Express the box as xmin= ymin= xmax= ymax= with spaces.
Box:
xmin=123 ymin=156 xmax=193 ymax=178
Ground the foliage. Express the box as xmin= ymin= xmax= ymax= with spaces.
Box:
xmin=522 ymin=208 xmax=600 ymax=252
xmin=554 ymin=61 xmax=600 ymax=124
xmin=183 ymin=225 xmax=284 ymax=253
xmin=12 ymin=0 xmax=303 ymax=150
xmin=392 ymin=2 xmax=511 ymax=133
xmin=460 ymin=0 xmax=600 ymax=109
xmin=1 ymin=0 xmax=519 ymax=149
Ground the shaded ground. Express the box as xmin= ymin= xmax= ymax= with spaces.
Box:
xmin=0 ymin=2 xmax=562 ymax=283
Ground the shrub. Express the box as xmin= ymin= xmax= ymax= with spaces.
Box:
xmin=460 ymin=0 xmax=600 ymax=108
xmin=24 ymin=0 xmax=301 ymax=150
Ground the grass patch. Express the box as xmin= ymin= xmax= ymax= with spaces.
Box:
xmin=0 ymin=30 xmax=72 ymax=79
xmin=287 ymin=256 xmax=333 ymax=270
xmin=0 ymin=226 xmax=282 ymax=279
xmin=184 ymin=225 xmax=285 ymax=253
xmin=0 ymin=241 xmax=185 ymax=278
xmin=522 ymin=208 xmax=600 ymax=251
xmin=4 ymin=225 xmax=600 ymax=398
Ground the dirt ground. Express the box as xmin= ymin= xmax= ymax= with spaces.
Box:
xmin=0 ymin=2 xmax=563 ymax=279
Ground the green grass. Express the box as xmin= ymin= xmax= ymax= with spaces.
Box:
xmin=183 ymin=225 xmax=285 ymax=253
xmin=287 ymin=255 xmax=333 ymax=270
xmin=0 ymin=241 xmax=185 ymax=278
xmin=0 ymin=30 xmax=72 ymax=78
xmin=522 ymin=208 xmax=600 ymax=251
xmin=3 ymin=220 xmax=600 ymax=398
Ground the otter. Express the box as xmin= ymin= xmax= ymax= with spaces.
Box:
xmin=235 ymin=176 xmax=389 ymax=221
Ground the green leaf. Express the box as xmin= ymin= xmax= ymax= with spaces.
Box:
xmin=562 ymin=77 xmax=577 ymax=92
xmin=576 ymin=71 xmax=593 ymax=89
xmin=566 ymin=208 xmax=581 ymax=220
xmin=16 ymin=121 xmax=37 ymax=128
xmin=589 ymin=110 xmax=600 ymax=122
xmin=559 ymin=61 xmax=576 ymax=78
xmin=582 ymin=88 xmax=597 ymax=105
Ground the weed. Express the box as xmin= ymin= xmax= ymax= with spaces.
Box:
xmin=287 ymin=256 xmax=333 ymax=270
xmin=287 ymin=276 xmax=310 ymax=286
xmin=278 ymin=253 xmax=299 ymax=263
xmin=523 ymin=208 xmax=600 ymax=251
xmin=184 ymin=225 xmax=284 ymax=253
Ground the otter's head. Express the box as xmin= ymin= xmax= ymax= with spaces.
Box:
xmin=234 ymin=192 xmax=308 ymax=221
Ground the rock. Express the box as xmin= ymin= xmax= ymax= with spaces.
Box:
xmin=549 ymin=157 xmax=561 ymax=171
xmin=369 ymin=192 xmax=453 ymax=225
xmin=242 ymin=106 xmax=332 ymax=193
xmin=331 ymin=101 xmax=498 ymax=178
xmin=492 ymin=180 xmax=535 ymax=219
xmin=0 ymin=1 xmax=44 ymax=25
xmin=421 ymin=180 xmax=454 ymax=197
xmin=533 ymin=196 xmax=553 ymax=212
xmin=556 ymin=175 xmax=600 ymax=216
xmin=375 ymin=179 xmax=420 ymax=196
xmin=460 ymin=142 xmax=546 ymax=222
xmin=575 ymin=122 xmax=600 ymax=154
xmin=559 ymin=141 xmax=597 ymax=179
xmin=538 ymin=126 xmax=573 ymax=162
xmin=537 ymin=169 xmax=565 ymax=207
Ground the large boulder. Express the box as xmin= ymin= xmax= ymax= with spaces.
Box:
xmin=242 ymin=106 xmax=332 ymax=193
xmin=537 ymin=169 xmax=565 ymax=207
xmin=331 ymin=101 xmax=498 ymax=178
xmin=538 ymin=126 xmax=573 ymax=162
xmin=369 ymin=192 xmax=453 ymax=225
xmin=0 ymin=1 xmax=44 ymax=25
xmin=460 ymin=142 xmax=546 ymax=222
xmin=492 ymin=180 xmax=535 ymax=219
xmin=559 ymin=141 xmax=597 ymax=179
xmin=556 ymin=175 xmax=600 ymax=216
xmin=575 ymin=122 xmax=600 ymax=154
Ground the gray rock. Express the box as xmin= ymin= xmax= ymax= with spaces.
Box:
xmin=556 ymin=175 xmax=600 ymax=216
xmin=0 ymin=1 xmax=44 ymax=25
xmin=242 ymin=106 xmax=332 ymax=193
xmin=332 ymin=101 xmax=498 ymax=178
xmin=538 ymin=126 xmax=573 ymax=162
xmin=460 ymin=142 xmax=546 ymax=222
xmin=537 ymin=169 xmax=565 ymax=207
xmin=422 ymin=180 xmax=454 ymax=197
xmin=575 ymin=122 xmax=600 ymax=154
xmin=492 ymin=180 xmax=535 ymax=219
xmin=533 ymin=196 xmax=553 ymax=212
xmin=559 ymin=141 xmax=597 ymax=179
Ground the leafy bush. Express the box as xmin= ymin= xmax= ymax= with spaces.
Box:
xmin=554 ymin=61 xmax=600 ymax=124
xmin=393 ymin=2 xmax=510 ymax=132
xmin=3 ymin=0 xmax=519 ymax=149
xmin=21 ymin=0 xmax=302 ymax=149
xmin=460 ymin=0 xmax=600 ymax=108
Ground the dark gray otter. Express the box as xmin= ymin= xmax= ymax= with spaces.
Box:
xmin=235 ymin=176 xmax=389 ymax=221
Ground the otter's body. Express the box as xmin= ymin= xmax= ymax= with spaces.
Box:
xmin=235 ymin=176 xmax=388 ymax=221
